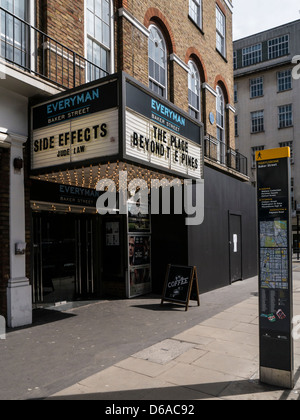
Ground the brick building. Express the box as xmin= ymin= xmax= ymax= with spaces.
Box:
xmin=0 ymin=0 xmax=257 ymax=327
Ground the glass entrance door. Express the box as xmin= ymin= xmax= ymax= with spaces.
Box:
xmin=32 ymin=212 xmax=100 ymax=304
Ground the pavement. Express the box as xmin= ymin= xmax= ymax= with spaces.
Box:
xmin=48 ymin=266 xmax=300 ymax=401
xmin=1 ymin=264 xmax=300 ymax=401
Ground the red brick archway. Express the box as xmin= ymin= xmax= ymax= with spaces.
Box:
xmin=185 ymin=47 xmax=208 ymax=83
xmin=144 ymin=8 xmax=176 ymax=54
xmin=214 ymin=74 xmax=231 ymax=104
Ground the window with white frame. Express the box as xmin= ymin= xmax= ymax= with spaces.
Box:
xmin=251 ymin=146 xmax=265 ymax=168
xmin=268 ymin=35 xmax=289 ymax=60
xmin=251 ymin=110 xmax=264 ymax=133
xmin=234 ymin=83 xmax=238 ymax=103
xmin=280 ymin=141 xmax=294 ymax=164
xmin=242 ymin=44 xmax=262 ymax=67
xmin=278 ymin=69 xmax=292 ymax=92
xmin=189 ymin=0 xmax=202 ymax=29
xmin=0 ymin=0 xmax=28 ymax=67
xmin=233 ymin=50 xmax=237 ymax=70
xmin=149 ymin=25 xmax=167 ymax=98
xmin=216 ymin=6 xmax=226 ymax=57
xmin=250 ymin=77 xmax=264 ymax=98
xmin=86 ymin=0 xmax=111 ymax=82
xmin=188 ymin=60 xmax=201 ymax=120
xmin=216 ymin=86 xmax=225 ymax=142
xmin=278 ymin=104 xmax=293 ymax=128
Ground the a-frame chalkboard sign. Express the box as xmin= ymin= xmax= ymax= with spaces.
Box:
xmin=161 ymin=265 xmax=200 ymax=311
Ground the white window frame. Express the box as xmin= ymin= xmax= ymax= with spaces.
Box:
xmin=251 ymin=110 xmax=264 ymax=133
xmin=278 ymin=104 xmax=293 ymax=129
xmin=268 ymin=34 xmax=289 ymax=60
xmin=0 ymin=0 xmax=35 ymax=69
xmin=216 ymin=86 xmax=226 ymax=164
xmin=189 ymin=0 xmax=202 ymax=29
xmin=148 ymin=24 xmax=168 ymax=99
xmin=233 ymin=50 xmax=237 ymax=70
xmin=188 ymin=60 xmax=201 ymax=121
xmin=234 ymin=83 xmax=238 ymax=103
xmin=84 ymin=0 xmax=114 ymax=82
xmin=250 ymin=76 xmax=264 ymax=98
xmin=277 ymin=69 xmax=292 ymax=92
xmin=216 ymin=5 xmax=226 ymax=57
xmin=242 ymin=44 xmax=262 ymax=67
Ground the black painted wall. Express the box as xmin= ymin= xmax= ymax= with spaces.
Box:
xmin=151 ymin=165 xmax=258 ymax=295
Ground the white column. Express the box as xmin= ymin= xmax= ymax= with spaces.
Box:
xmin=6 ymin=134 xmax=32 ymax=328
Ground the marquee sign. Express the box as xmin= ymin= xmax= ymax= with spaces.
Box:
xmin=30 ymin=73 xmax=204 ymax=181
xmin=125 ymin=82 xmax=203 ymax=180
xmin=31 ymin=80 xmax=119 ymax=171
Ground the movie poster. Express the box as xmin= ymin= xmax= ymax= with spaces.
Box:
xmin=129 ymin=236 xmax=151 ymax=267
xmin=128 ymin=235 xmax=151 ymax=298
xmin=129 ymin=267 xmax=151 ymax=298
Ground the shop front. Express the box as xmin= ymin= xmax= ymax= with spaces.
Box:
xmin=29 ymin=73 xmax=204 ymax=304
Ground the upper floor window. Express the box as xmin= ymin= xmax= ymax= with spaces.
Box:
xmin=216 ymin=86 xmax=225 ymax=142
xmin=251 ymin=110 xmax=264 ymax=133
xmin=188 ymin=60 xmax=201 ymax=120
xmin=216 ymin=6 xmax=226 ymax=57
xmin=250 ymin=76 xmax=264 ymax=98
xmin=278 ymin=69 xmax=292 ymax=92
xmin=242 ymin=44 xmax=262 ymax=67
xmin=189 ymin=0 xmax=202 ymax=29
xmin=278 ymin=104 xmax=293 ymax=129
xmin=86 ymin=0 xmax=111 ymax=81
xmin=0 ymin=0 xmax=28 ymax=67
xmin=149 ymin=25 xmax=167 ymax=98
xmin=233 ymin=50 xmax=237 ymax=70
xmin=234 ymin=84 xmax=238 ymax=103
xmin=268 ymin=35 xmax=289 ymax=60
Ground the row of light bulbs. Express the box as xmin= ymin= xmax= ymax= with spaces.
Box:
xmin=35 ymin=162 xmax=183 ymax=191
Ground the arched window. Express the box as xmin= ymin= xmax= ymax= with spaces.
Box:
xmin=216 ymin=86 xmax=225 ymax=142
xmin=216 ymin=86 xmax=226 ymax=163
xmin=148 ymin=25 xmax=167 ymax=98
xmin=188 ymin=61 xmax=201 ymax=120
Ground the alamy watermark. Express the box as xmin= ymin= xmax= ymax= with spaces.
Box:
xmin=96 ymin=171 xmax=204 ymax=226
xmin=0 ymin=315 xmax=6 ymax=340
xmin=292 ymin=55 xmax=300 ymax=80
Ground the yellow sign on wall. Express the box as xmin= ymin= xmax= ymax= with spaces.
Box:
xmin=256 ymin=147 xmax=290 ymax=162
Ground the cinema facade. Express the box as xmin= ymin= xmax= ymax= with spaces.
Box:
xmin=30 ymin=72 xmax=205 ymax=302
xmin=0 ymin=0 xmax=257 ymax=328
xmin=27 ymin=72 xmax=256 ymax=322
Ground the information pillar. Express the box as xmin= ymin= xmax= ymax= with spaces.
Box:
xmin=256 ymin=147 xmax=294 ymax=389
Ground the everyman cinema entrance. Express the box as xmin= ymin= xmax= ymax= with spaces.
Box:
xmin=32 ymin=211 xmax=101 ymax=304
xmin=30 ymin=73 xmax=204 ymax=302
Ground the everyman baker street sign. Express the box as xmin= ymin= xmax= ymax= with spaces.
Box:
xmin=30 ymin=73 xmax=204 ymax=182
xmin=125 ymin=80 xmax=203 ymax=180
xmin=31 ymin=79 xmax=119 ymax=171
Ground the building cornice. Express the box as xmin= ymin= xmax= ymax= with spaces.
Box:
xmin=118 ymin=8 xmax=150 ymax=38
xmin=170 ymin=54 xmax=190 ymax=73
xmin=202 ymin=83 xmax=217 ymax=97
xmin=226 ymin=104 xmax=236 ymax=114
xmin=224 ymin=0 xmax=233 ymax=14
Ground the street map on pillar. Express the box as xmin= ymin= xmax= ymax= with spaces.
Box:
xmin=260 ymin=221 xmax=289 ymax=290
